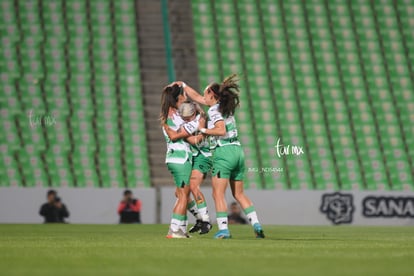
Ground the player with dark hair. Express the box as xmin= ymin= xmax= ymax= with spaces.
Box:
xmin=160 ymin=84 xmax=203 ymax=238
xmin=165 ymin=101 xmax=212 ymax=235
xmin=175 ymin=75 xmax=265 ymax=239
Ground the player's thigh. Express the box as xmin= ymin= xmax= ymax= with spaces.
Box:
xmin=190 ymin=154 xmax=209 ymax=184
xmin=190 ymin=169 xmax=204 ymax=189
xmin=190 ymin=169 xmax=204 ymax=180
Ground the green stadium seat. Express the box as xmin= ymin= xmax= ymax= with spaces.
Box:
xmin=2 ymin=0 xmax=412 ymax=191
xmin=0 ymin=0 xmax=150 ymax=189
xmin=192 ymin=0 xmax=414 ymax=191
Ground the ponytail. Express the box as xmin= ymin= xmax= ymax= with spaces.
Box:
xmin=210 ymin=74 xmax=240 ymax=118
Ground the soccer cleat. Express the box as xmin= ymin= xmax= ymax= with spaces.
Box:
xmin=199 ymin=221 xmax=212 ymax=235
xmin=253 ymin=223 xmax=265 ymax=239
xmin=166 ymin=229 xmax=190 ymax=239
xmin=189 ymin=220 xmax=203 ymax=233
xmin=213 ymin=229 xmax=231 ymax=239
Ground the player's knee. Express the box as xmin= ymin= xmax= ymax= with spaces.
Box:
xmin=176 ymin=186 xmax=189 ymax=198
xmin=189 ymin=183 xmax=199 ymax=193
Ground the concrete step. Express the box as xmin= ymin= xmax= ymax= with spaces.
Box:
xmin=137 ymin=0 xmax=202 ymax=187
xmin=137 ymin=0 xmax=168 ymax=187
xmin=168 ymin=0 xmax=200 ymax=90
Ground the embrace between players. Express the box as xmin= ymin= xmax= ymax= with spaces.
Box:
xmin=160 ymin=74 xmax=265 ymax=239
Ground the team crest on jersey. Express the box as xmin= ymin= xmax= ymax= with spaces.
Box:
xmin=320 ymin=192 xmax=354 ymax=225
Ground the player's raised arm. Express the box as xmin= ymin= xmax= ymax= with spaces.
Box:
xmin=173 ymin=81 xmax=207 ymax=106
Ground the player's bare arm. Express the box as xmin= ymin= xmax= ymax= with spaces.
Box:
xmin=185 ymin=134 xmax=204 ymax=145
xmin=163 ymin=125 xmax=191 ymax=141
xmin=173 ymin=81 xmax=207 ymax=106
xmin=200 ymin=120 xmax=226 ymax=136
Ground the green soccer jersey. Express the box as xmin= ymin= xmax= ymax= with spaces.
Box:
xmin=207 ymin=103 xmax=241 ymax=149
xmin=189 ymin=114 xmax=212 ymax=157
xmin=163 ymin=110 xmax=198 ymax=164
xmin=190 ymin=140 xmax=212 ymax=157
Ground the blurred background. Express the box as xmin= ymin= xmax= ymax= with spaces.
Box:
xmin=0 ymin=0 xmax=413 ymax=225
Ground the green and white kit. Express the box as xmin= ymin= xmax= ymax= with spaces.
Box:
xmin=163 ymin=111 xmax=198 ymax=187
xmin=207 ymin=104 xmax=245 ymax=180
xmin=190 ymin=115 xmax=212 ymax=175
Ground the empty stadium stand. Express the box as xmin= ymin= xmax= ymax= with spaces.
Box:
xmin=1 ymin=0 xmax=413 ymax=191
xmin=1 ymin=0 xmax=150 ymax=188
xmin=136 ymin=0 xmax=202 ymax=187
xmin=135 ymin=0 xmax=171 ymax=187
xmin=191 ymin=0 xmax=414 ymax=190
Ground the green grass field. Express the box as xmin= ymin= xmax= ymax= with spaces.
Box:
xmin=0 ymin=224 xmax=413 ymax=276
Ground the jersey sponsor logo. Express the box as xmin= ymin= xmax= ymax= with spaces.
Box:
xmin=362 ymin=196 xmax=414 ymax=218
xmin=320 ymin=192 xmax=354 ymax=225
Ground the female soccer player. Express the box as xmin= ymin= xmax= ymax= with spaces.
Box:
xmin=160 ymin=84 xmax=202 ymax=238
xmin=176 ymin=76 xmax=265 ymax=239
xmin=164 ymin=101 xmax=212 ymax=235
